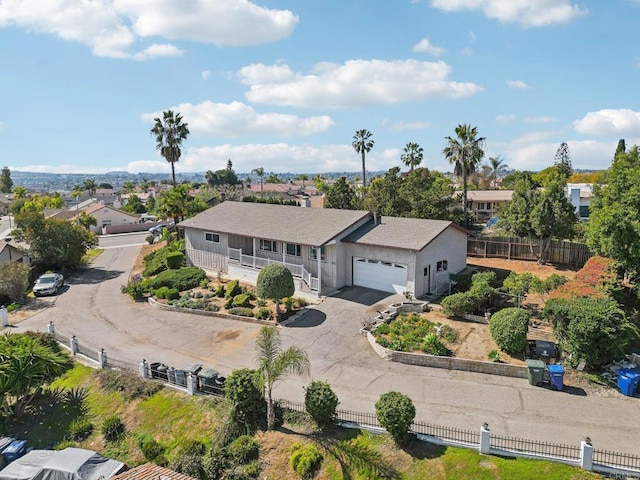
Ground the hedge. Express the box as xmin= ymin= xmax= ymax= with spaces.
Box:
xmin=489 ymin=307 xmax=530 ymax=355
xmin=145 ymin=267 xmax=207 ymax=291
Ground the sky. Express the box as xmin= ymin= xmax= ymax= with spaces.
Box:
xmin=1 ymin=0 xmax=639 ymax=177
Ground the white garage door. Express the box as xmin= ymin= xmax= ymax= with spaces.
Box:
xmin=353 ymin=257 xmax=408 ymax=294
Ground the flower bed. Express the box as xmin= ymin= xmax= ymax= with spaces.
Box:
xmin=372 ymin=313 xmax=456 ymax=356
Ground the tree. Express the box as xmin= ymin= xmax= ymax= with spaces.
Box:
xmin=0 ymin=167 xmax=13 ymax=193
xmin=77 ymin=212 xmax=97 ymax=230
xmin=265 ymin=174 xmax=282 ymax=184
xmin=0 ymin=262 xmax=30 ymax=303
xmin=205 ymin=169 xmax=240 ymax=187
xmin=352 ymin=129 xmax=374 ymax=187
xmin=297 ymin=174 xmax=309 ymax=187
xmin=252 ymin=167 xmax=265 ymax=193
xmin=325 ymin=177 xmax=356 ymax=210
xmin=488 ymin=156 xmax=508 ymax=189
xmin=253 ymin=326 xmax=310 ymax=430
xmin=256 ymin=264 xmax=295 ymax=321
xmin=157 ymin=184 xmax=189 ymax=226
xmin=400 ymin=142 xmax=423 ymax=172
xmin=375 ymin=391 xmax=416 ymax=444
xmin=11 ymin=185 xmax=29 ymax=199
xmin=586 ymin=146 xmax=640 ymax=282
xmin=224 ymin=368 xmax=267 ymax=434
xmin=554 ymin=142 xmax=572 ymax=180
xmin=122 ymin=194 xmax=146 ymax=214
xmin=82 ymin=179 xmax=97 ymax=197
xmin=489 ymin=307 xmax=530 ymax=355
xmin=226 ymin=159 xmax=233 ymax=171
xmin=151 ymin=110 xmax=190 ymax=187
xmin=443 ymin=124 xmax=486 ymax=225
xmin=615 ymin=139 xmax=626 ymax=157
xmin=304 ymin=381 xmax=339 ymax=429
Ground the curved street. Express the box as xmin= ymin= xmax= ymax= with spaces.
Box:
xmin=13 ymin=241 xmax=640 ymax=456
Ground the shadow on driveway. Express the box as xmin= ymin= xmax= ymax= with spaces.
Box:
xmin=330 ymin=286 xmax=399 ymax=306
xmin=71 ymin=267 xmax=126 ymax=285
xmin=287 ymin=308 xmax=327 ymax=328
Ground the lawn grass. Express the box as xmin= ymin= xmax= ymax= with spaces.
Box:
xmin=82 ymin=248 xmax=103 ymax=264
xmin=4 ymin=362 xmax=601 ymax=479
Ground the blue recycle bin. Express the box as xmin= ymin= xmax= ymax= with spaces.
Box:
xmin=617 ymin=368 xmax=640 ymax=397
xmin=547 ymin=364 xmax=565 ymax=391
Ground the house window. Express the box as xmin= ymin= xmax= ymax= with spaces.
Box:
xmin=259 ymin=239 xmax=277 ymax=253
xmin=436 ymin=260 xmax=448 ymax=272
xmin=204 ymin=232 xmax=220 ymax=243
xmin=309 ymin=246 xmax=326 ymax=262
xmin=477 ymin=202 xmax=485 ymax=210
xmin=423 ymin=267 xmax=429 ymax=276
xmin=579 ymin=205 xmax=590 ymax=218
xmin=286 ymin=243 xmax=301 ymax=257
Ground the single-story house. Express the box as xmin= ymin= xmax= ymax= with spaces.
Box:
xmin=81 ymin=203 xmax=140 ymax=234
xmin=179 ymin=201 xmax=468 ymax=297
xmin=0 ymin=241 xmax=25 ymax=265
xmin=464 ymin=190 xmax=514 ymax=222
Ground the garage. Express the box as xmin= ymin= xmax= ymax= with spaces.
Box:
xmin=352 ymin=257 xmax=408 ymax=294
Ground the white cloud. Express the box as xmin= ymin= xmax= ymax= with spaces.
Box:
xmin=505 ymin=79 xmax=529 ymax=89
xmin=430 ymin=0 xmax=588 ymax=27
xmin=13 ymin=163 xmax=116 ymax=174
xmin=468 ymin=31 xmax=477 ymax=42
xmin=412 ymin=37 xmax=444 ymax=56
xmin=127 ymin=143 xmax=401 ymax=174
xmin=382 ymin=119 xmax=431 ymax=131
xmin=525 ymin=116 xmax=557 ymax=124
xmin=239 ymin=59 xmax=483 ymax=108
xmin=495 ymin=114 xmax=516 ymax=124
xmin=573 ymin=109 xmax=640 ymax=136
xmin=0 ymin=0 xmax=298 ymax=59
xmin=141 ymin=101 xmax=334 ymax=137
xmin=201 ymin=71 xmax=211 ymax=81
xmin=461 ymin=47 xmax=473 ymax=56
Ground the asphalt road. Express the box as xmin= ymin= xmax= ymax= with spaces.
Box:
xmin=13 ymin=242 xmax=640 ymax=456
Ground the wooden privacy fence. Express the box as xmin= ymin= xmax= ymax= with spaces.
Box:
xmin=468 ymin=236 xmax=592 ymax=267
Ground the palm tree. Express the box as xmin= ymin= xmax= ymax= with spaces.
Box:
xmin=252 ymin=167 xmax=265 ymax=193
xmin=489 ymin=156 xmax=508 ymax=189
xmin=151 ymin=110 xmax=190 ymax=187
xmin=352 ymin=129 xmax=374 ymax=187
xmin=82 ymin=179 xmax=97 ymax=197
xmin=11 ymin=185 xmax=28 ymax=199
xmin=443 ymin=124 xmax=486 ymax=225
xmin=297 ymin=174 xmax=309 ymax=187
xmin=254 ymin=326 xmax=310 ymax=430
xmin=401 ymin=142 xmax=424 ymax=171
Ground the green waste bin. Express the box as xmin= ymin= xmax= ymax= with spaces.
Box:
xmin=526 ymin=359 xmax=546 ymax=386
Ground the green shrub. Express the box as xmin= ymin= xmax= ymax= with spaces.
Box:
xmin=143 ymin=248 xmax=174 ymax=277
xmin=375 ymin=391 xmax=416 ymax=444
xmin=488 ymin=350 xmax=502 ymax=363
xmin=228 ymin=307 xmax=254 ymax=317
xmin=293 ymin=297 xmax=308 ymax=308
xmin=155 ymin=286 xmax=179 ymax=300
xmin=54 ymin=440 xmax=77 ymax=450
xmin=121 ymin=278 xmax=146 ymax=300
xmin=224 ymin=297 xmax=234 ymax=309
xmin=489 ymin=307 xmax=530 ymax=355
xmin=138 ymin=433 xmax=166 ymax=461
xmin=289 ymin=442 xmax=322 ymax=478
xmin=256 ymin=298 xmax=267 ymax=307
xmin=232 ymin=293 xmax=251 ymax=307
xmin=215 ymin=284 xmax=225 ymax=297
xmin=375 ymin=323 xmax=390 ymax=335
xmin=225 ymin=280 xmax=242 ymax=298
xmin=282 ymin=296 xmax=295 ymax=312
xmin=420 ymin=333 xmax=450 ymax=356
xmin=255 ymin=307 xmax=271 ymax=320
xmin=102 ymin=415 xmax=125 ymax=442
xmin=440 ymin=292 xmax=478 ymax=317
xmin=178 ymin=439 xmax=207 ymax=456
xmin=226 ymin=435 xmax=259 ymax=464
xmin=165 ymin=251 xmax=185 ymax=269
xmin=225 ymin=369 xmax=267 ymax=433
xmin=68 ymin=418 xmax=93 ymax=441
xmin=146 ymin=235 xmax=156 ymax=245
xmin=304 ymin=381 xmax=339 ymax=429
xmin=146 ymin=267 xmax=207 ymax=291
xmin=96 ymin=369 xmax=162 ymax=400
xmin=6 ymin=303 xmax=19 ymax=313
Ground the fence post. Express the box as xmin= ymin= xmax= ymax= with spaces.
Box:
xmin=98 ymin=348 xmax=107 ymax=368
xmin=479 ymin=423 xmax=491 ymax=455
xmin=139 ymin=359 xmax=148 ymax=379
xmin=70 ymin=336 xmax=78 ymax=355
xmin=47 ymin=321 xmax=55 ymax=336
xmin=580 ymin=438 xmax=594 ymax=471
xmin=186 ymin=373 xmax=195 ymax=395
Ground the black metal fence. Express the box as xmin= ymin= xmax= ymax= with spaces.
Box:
xmin=468 ymin=236 xmax=592 ymax=267
xmin=413 ymin=422 xmax=479 ymax=446
xmin=490 ymin=434 xmax=581 ymax=461
xmin=76 ymin=342 xmax=100 ymax=361
xmin=594 ymin=449 xmax=640 ymax=471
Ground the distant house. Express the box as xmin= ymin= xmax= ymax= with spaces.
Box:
xmin=465 ymin=190 xmax=514 ymax=222
xmin=180 ymin=201 xmax=467 ymax=297
xmin=0 ymin=195 xmax=11 ymax=215
xmin=0 ymin=241 xmax=25 ymax=265
xmin=566 ymin=183 xmax=593 ymax=220
xmin=81 ymin=203 xmax=140 ymax=234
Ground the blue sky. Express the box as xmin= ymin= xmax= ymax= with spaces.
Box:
xmin=1 ymin=0 xmax=639 ymax=176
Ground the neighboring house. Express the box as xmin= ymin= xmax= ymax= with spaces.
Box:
xmin=0 ymin=241 xmax=25 ymax=265
xmin=0 ymin=195 xmax=11 ymax=215
xmin=566 ymin=183 xmax=593 ymax=220
xmin=81 ymin=202 xmax=140 ymax=234
xmin=464 ymin=190 xmax=514 ymax=222
xmin=180 ymin=201 xmax=468 ymax=297
xmin=94 ymin=188 xmax=119 ymax=206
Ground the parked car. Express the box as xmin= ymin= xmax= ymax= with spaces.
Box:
xmin=33 ymin=273 xmax=64 ymax=297
xmin=149 ymin=222 xmax=175 ymax=236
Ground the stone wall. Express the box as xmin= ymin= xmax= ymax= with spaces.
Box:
xmin=366 ymin=332 xmax=527 ymax=379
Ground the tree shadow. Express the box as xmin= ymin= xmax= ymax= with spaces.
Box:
xmin=286 ymin=308 xmax=327 ymax=328
xmin=333 ymin=287 xmax=397 ymax=307
xmin=400 ymin=434 xmax=447 ymax=460
xmin=71 ymin=267 xmax=126 ymax=285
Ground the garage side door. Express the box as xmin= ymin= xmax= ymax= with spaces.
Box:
xmin=352 ymin=257 xmax=408 ymax=294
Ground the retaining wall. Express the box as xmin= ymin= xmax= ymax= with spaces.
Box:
xmin=148 ymin=297 xmax=277 ymax=326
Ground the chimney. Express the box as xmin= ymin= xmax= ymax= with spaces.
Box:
xmin=372 ymin=212 xmax=382 ymax=225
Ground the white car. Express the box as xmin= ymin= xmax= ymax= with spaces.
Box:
xmin=33 ymin=273 xmax=64 ymax=297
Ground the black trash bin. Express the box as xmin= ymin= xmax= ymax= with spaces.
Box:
xmin=197 ymin=367 xmax=220 ymax=394
xmin=174 ymin=369 xmax=187 ymax=387
xmin=149 ymin=362 xmax=162 ymax=379
xmin=156 ymin=364 xmax=168 ymax=381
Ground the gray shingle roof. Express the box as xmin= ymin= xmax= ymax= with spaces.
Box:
xmin=179 ymin=201 xmax=371 ymax=247
xmin=343 ymin=216 xmax=464 ymax=251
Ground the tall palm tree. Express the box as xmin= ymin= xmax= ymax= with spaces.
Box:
xmin=254 ymin=326 xmax=310 ymax=430
xmin=151 ymin=110 xmax=190 ymax=187
xmin=401 ymin=142 xmax=424 ymax=171
xmin=443 ymin=124 xmax=486 ymax=225
xmin=11 ymin=185 xmax=29 ymax=199
xmin=489 ymin=156 xmax=508 ymax=189
xmin=252 ymin=167 xmax=265 ymax=193
xmin=352 ymin=129 xmax=374 ymax=187
xmin=82 ymin=179 xmax=97 ymax=197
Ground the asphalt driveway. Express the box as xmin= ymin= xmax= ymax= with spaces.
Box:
xmin=11 ymin=244 xmax=640 ymax=456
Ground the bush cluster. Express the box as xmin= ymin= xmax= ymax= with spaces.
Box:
xmin=138 ymin=433 xmax=166 ymax=463
xmin=165 ymin=251 xmax=185 ymax=269
xmin=441 ymin=271 xmax=498 ymax=318
xmin=67 ymin=418 xmax=93 ymax=441
xmin=232 ymin=293 xmax=252 ymax=307
xmin=373 ymin=313 xmax=454 ymax=355
xmin=102 ymin=415 xmax=125 ymax=442
xmin=228 ymin=307 xmax=254 ymax=317
xmin=225 ymin=280 xmax=242 ymax=298
xmin=488 ymin=307 xmax=530 ymax=355
xmin=154 ymin=286 xmax=179 ymax=300
xmin=289 ymin=442 xmax=323 ymax=478
xmin=375 ymin=391 xmax=415 ymax=444
xmin=304 ymin=381 xmax=339 ymax=429
xmin=144 ymin=267 xmax=207 ymax=292
xmin=255 ymin=307 xmax=271 ymax=320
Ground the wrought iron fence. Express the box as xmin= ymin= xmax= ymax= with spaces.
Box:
xmin=335 ymin=408 xmax=381 ymax=428
xmin=594 ymin=449 xmax=640 ymax=471
xmin=76 ymin=343 xmax=100 ymax=360
xmin=490 ymin=434 xmax=581 ymax=461
xmin=413 ymin=422 xmax=479 ymax=446
xmin=105 ymin=357 xmax=138 ymax=373
xmin=54 ymin=332 xmax=71 ymax=346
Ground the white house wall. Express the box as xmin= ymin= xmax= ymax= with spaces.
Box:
xmin=414 ymin=227 xmax=467 ymax=297
xmin=343 ymin=243 xmax=416 ymax=293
